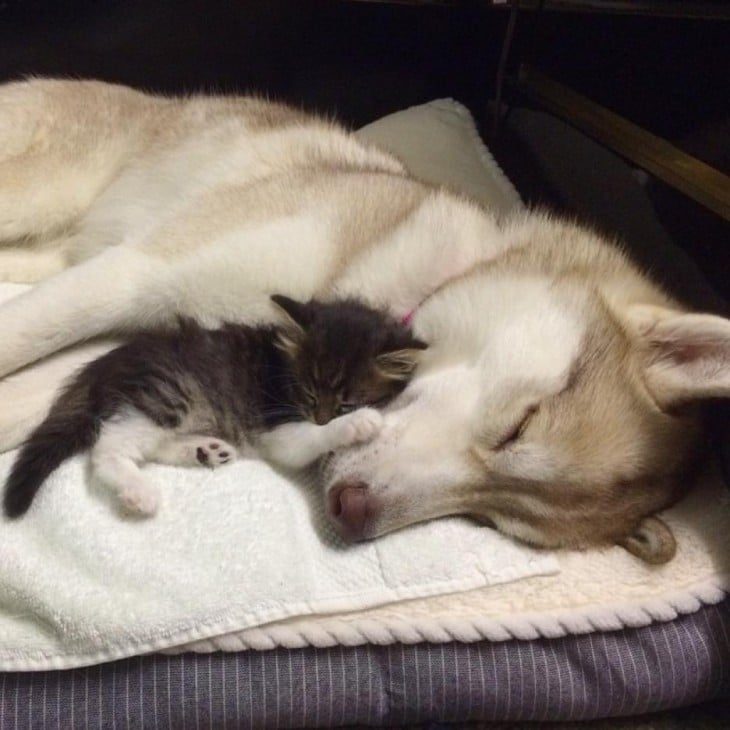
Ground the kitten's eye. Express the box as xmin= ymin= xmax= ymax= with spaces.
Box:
xmin=302 ymin=389 xmax=318 ymax=407
xmin=337 ymin=401 xmax=358 ymax=415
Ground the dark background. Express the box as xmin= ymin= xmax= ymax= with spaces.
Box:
xmin=1 ymin=1 xmax=727 ymax=132
xmin=0 ymin=0 xmax=728 ymax=298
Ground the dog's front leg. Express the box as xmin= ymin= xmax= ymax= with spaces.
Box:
xmin=0 ymin=246 xmax=173 ymax=377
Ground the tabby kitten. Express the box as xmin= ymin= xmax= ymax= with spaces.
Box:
xmin=3 ymin=295 xmax=426 ymax=518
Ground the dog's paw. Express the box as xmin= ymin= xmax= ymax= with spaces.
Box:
xmin=195 ymin=439 xmax=235 ymax=468
xmin=119 ymin=483 xmax=160 ymax=516
xmin=331 ymin=408 xmax=383 ymax=447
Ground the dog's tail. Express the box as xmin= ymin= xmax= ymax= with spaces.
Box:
xmin=3 ymin=378 xmax=97 ymax=518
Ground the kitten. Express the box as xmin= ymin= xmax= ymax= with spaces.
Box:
xmin=3 ymin=295 xmax=426 ymax=518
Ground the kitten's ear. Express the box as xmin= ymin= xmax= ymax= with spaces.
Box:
xmin=271 ymin=295 xmax=312 ymax=331
xmin=273 ymin=328 xmax=303 ymax=358
xmin=376 ymin=348 xmax=425 ymax=381
xmin=271 ymin=295 xmax=309 ymax=358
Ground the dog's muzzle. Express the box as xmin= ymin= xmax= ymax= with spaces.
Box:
xmin=327 ymin=480 xmax=374 ymax=542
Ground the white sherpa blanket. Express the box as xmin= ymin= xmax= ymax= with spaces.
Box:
xmin=177 ymin=467 xmax=729 ymax=654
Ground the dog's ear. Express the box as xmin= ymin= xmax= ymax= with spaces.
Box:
xmin=618 ymin=515 xmax=676 ymax=564
xmin=624 ymin=305 xmax=730 ymax=408
xmin=376 ymin=347 xmax=425 ymax=381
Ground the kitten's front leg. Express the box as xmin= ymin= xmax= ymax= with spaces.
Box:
xmin=258 ymin=408 xmax=383 ymax=470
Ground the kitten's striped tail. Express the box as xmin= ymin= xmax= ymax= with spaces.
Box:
xmin=3 ymin=380 xmax=97 ymax=518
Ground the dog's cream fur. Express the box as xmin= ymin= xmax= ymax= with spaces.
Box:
xmin=1 ymin=78 xmax=729 ymax=563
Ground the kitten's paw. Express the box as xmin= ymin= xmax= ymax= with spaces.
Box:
xmin=119 ymin=484 xmax=160 ymax=516
xmin=195 ymin=439 xmax=235 ymax=468
xmin=332 ymin=408 xmax=383 ymax=447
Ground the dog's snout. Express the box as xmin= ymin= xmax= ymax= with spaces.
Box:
xmin=328 ymin=481 xmax=371 ymax=541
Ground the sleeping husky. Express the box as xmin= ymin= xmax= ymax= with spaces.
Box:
xmin=0 ymin=78 xmax=728 ymax=564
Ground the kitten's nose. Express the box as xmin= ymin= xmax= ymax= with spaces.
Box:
xmin=327 ymin=481 xmax=371 ymax=541
xmin=314 ymin=402 xmax=334 ymax=425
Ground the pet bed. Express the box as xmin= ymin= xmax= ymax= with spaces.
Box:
xmin=0 ymin=99 xmax=727 ymax=727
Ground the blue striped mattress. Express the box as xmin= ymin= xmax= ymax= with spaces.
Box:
xmin=1 ymin=597 xmax=727 ymax=728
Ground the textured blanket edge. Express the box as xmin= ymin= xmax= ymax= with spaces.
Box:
xmin=169 ymin=575 xmax=730 ymax=654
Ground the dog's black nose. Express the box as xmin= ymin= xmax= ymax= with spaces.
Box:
xmin=327 ymin=481 xmax=370 ymax=541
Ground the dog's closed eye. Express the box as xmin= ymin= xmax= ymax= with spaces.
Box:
xmin=496 ymin=405 xmax=538 ymax=449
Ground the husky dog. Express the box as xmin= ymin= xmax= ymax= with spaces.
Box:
xmin=0 ymin=79 xmax=728 ymax=563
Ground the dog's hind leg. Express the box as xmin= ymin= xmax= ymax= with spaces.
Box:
xmin=0 ymin=244 xmax=70 ymax=283
xmin=0 ymin=154 xmax=105 ymax=245
xmin=0 ymin=245 xmax=173 ymax=377
xmin=0 ymin=79 xmax=145 ymax=244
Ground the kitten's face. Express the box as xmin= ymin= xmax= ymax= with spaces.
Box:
xmin=271 ymin=295 xmax=427 ymax=425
